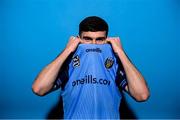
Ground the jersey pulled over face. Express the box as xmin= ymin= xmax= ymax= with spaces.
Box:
xmin=55 ymin=44 xmax=127 ymax=119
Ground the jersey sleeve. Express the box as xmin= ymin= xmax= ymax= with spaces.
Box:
xmin=52 ymin=75 xmax=63 ymax=91
xmin=51 ymin=65 xmax=69 ymax=91
xmin=116 ymin=69 xmax=127 ymax=90
xmin=51 ymin=53 xmax=73 ymax=92
xmin=115 ymin=56 xmax=128 ymax=91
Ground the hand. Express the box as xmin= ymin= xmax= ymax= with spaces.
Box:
xmin=106 ymin=37 xmax=124 ymax=53
xmin=65 ymin=36 xmax=83 ymax=52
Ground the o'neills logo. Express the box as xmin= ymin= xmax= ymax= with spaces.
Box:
xmin=72 ymin=75 xmax=110 ymax=87
xmin=86 ymin=48 xmax=102 ymax=53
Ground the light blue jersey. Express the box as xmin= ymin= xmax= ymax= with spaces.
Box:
xmin=54 ymin=44 xmax=127 ymax=119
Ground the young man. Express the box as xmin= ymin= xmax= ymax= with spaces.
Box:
xmin=32 ymin=16 xmax=150 ymax=119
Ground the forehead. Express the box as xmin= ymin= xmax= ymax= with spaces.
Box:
xmin=81 ymin=31 xmax=106 ymax=37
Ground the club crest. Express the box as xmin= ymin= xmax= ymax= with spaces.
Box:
xmin=105 ymin=57 xmax=114 ymax=69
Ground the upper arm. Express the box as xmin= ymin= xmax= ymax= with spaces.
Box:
xmin=50 ymin=54 xmax=73 ymax=93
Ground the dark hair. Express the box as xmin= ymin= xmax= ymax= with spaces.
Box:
xmin=79 ymin=16 xmax=109 ymax=37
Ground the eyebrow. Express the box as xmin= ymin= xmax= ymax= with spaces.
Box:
xmin=96 ymin=37 xmax=106 ymax=40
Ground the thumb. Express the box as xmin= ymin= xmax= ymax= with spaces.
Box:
xmin=105 ymin=37 xmax=111 ymax=43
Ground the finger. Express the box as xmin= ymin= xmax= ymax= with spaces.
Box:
xmin=108 ymin=37 xmax=116 ymax=41
xmin=106 ymin=37 xmax=111 ymax=42
xmin=76 ymin=35 xmax=82 ymax=42
xmin=105 ymin=39 xmax=110 ymax=44
xmin=74 ymin=36 xmax=82 ymax=43
xmin=115 ymin=37 xmax=120 ymax=41
xmin=79 ymin=39 xmax=84 ymax=44
xmin=70 ymin=36 xmax=75 ymax=40
xmin=112 ymin=37 xmax=118 ymax=42
xmin=113 ymin=37 xmax=118 ymax=41
xmin=72 ymin=36 xmax=76 ymax=40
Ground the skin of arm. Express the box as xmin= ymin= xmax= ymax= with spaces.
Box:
xmin=32 ymin=36 xmax=82 ymax=96
xmin=106 ymin=37 xmax=150 ymax=102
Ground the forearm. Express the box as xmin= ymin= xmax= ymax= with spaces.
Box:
xmin=117 ymin=49 xmax=149 ymax=101
xmin=32 ymin=48 xmax=72 ymax=96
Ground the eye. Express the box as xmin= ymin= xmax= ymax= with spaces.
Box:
xmin=96 ymin=37 xmax=106 ymax=41
xmin=82 ymin=37 xmax=93 ymax=43
xmin=84 ymin=37 xmax=92 ymax=40
xmin=82 ymin=37 xmax=92 ymax=40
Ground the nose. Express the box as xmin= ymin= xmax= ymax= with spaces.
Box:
xmin=92 ymin=39 xmax=96 ymax=44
